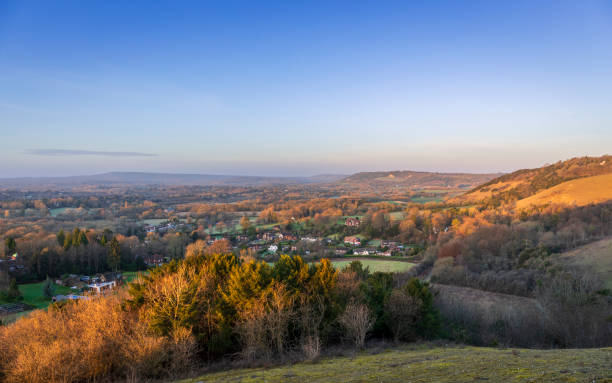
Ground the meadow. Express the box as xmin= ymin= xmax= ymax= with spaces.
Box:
xmin=330 ymin=258 xmax=414 ymax=273
xmin=180 ymin=343 xmax=612 ymax=383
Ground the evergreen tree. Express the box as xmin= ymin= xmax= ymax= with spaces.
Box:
xmin=4 ymin=236 xmax=16 ymax=257
xmin=57 ymin=229 xmax=65 ymax=247
xmin=108 ymin=237 xmax=121 ymax=272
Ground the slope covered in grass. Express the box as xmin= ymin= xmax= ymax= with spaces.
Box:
xmin=454 ymin=155 xmax=612 ymax=204
xmin=557 ymin=236 xmax=612 ymax=289
xmin=516 ymin=173 xmax=612 ymax=209
xmin=181 ymin=344 xmax=612 ymax=383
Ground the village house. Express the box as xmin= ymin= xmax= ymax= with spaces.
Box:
xmin=281 ymin=233 xmax=297 ymax=241
xmin=343 ymin=236 xmax=361 ymax=246
xmin=345 ymin=217 xmax=361 ymax=227
xmin=87 ymin=280 xmax=116 ymax=295
xmin=262 ymin=232 xmax=275 ymax=242
xmin=335 ymin=248 xmax=348 ymax=256
xmin=143 ymin=254 xmax=164 ymax=267
xmin=268 ymin=244 xmax=278 ymax=253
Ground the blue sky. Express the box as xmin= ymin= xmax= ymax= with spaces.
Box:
xmin=1 ymin=0 xmax=612 ymax=177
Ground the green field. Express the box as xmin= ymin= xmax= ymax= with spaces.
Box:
xmin=17 ymin=281 xmax=73 ymax=309
xmin=1 ymin=281 xmax=73 ymax=324
xmin=330 ymin=259 xmax=414 ymax=273
xmin=180 ymin=344 xmax=612 ymax=383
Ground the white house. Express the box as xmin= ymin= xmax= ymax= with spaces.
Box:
xmin=87 ymin=281 xmax=116 ymax=294
xmin=268 ymin=244 xmax=278 ymax=253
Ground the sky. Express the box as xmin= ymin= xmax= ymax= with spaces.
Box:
xmin=1 ymin=0 xmax=612 ymax=177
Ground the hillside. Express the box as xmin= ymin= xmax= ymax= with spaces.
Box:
xmin=0 ymin=172 xmax=347 ymax=188
xmin=180 ymin=344 xmax=612 ymax=383
xmin=557 ymin=236 xmax=612 ymax=289
xmin=339 ymin=171 xmax=500 ymax=190
xmin=455 ymin=155 xmax=612 ymax=204
xmin=516 ymin=173 xmax=612 ymax=209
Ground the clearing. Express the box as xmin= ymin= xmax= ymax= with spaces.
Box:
xmin=180 ymin=343 xmax=612 ymax=383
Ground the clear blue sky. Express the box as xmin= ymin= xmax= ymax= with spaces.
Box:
xmin=1 ymin=0 xmax=611 ymax=177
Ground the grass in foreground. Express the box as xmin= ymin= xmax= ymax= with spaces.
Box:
xmin=181 ymin=344 xmax=612 ymax=383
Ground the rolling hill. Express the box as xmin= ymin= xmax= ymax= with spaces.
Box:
xmin=338 ymin=171 xmax=501 ymax=190
xmin=516 ymin=173 xmax=612 ymax=209
xmin=0 ymin=172 xmax=347 ymax=188
xmin=454 ymin=155 xmax=612 ymax=204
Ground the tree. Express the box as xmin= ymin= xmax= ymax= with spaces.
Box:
xmin=42 ymin=277 xmax=55 ymax=299
xmin=57 ymin=230 xmax=66 ymax=247
xmin=108 ymin=237 xmax=121 ymax=272
xmin=240 ymin=216 xmax=252 ymax=233
xmin=338 ymin=300 xmax=373 ymax=349
xmin=4 ymin=236 xmax=16 ymax=257
xmin=2 ymin=278 xmax=22 ymax=302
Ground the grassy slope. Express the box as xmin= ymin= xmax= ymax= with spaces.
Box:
xmin=516 ymin=173 xmax=612 ymax=209
xmin=557 ymin=236 xmax=612 ymax=289
xmin=454 ymin=155 xmax=612 ymax=204
xmin=181 ymin=344 xmax=612 ymax=383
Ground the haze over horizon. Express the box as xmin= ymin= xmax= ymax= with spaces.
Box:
xmin=2 ymin=0 xmax=612 ymax=177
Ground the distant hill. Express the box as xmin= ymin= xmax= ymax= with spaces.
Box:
xmin=516 ymin=173 xmax=612 ymax=209
xmin=338 ymin=171 xmax=501 ymax=190
xmin=0 ymin=172 xmax=347 ymax=188
xmin=455 ymin=155 xmax=612 ymax=204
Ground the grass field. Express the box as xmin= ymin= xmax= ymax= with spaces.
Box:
xmin=330 ymin=259 xmax=414 ymax=273
xmin=558 ymin=236 xmax=612 ymax=289
xmin=1 ymin=281 xmax=73 ymax=324
xmin=17 ymin=281 xmax=73 ymax=309
xmin=180 ymin=343 xmax=612 ymax=383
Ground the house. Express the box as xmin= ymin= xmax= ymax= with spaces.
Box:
xmin=87 ymin=281 xmax=116 ymax=295
xmin=381 ymin=240 xmax=398 ymax=248
xmin=354 ymin=248 xmax=370 ymax=256
xmin=262 ymin=232 xmax=275 ymax=242
xmin=268 ymin=244 xmax=278 ymax=253
xmin=300 ymin=236 xmax=318 ymax=242
xmin=281 ymin=233 xmax=297 ymax=241
xmin=343 ymin=236 xmax=361 ymax=246
xmin=335 ymin=248 xmax=348 ymax=256
xmin=143 ymin=254 xmax=165 ymax=267
xmin=345 ymin=217 xmax=361 ymax=227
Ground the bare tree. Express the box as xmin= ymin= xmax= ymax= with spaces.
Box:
xmin=338 ymin=301 xmax=373 ymax=349
xmin=384 ymin=289 xmax=420 ymax=341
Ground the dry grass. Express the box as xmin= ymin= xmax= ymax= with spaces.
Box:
xmin=516 ymin=173 xmax=612 ymax=209
xmin=557 ymin=236 xmax=612 ymax=289
xmin=179 ymin=343 xmax=612 ymax=383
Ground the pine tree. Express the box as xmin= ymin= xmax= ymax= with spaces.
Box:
xmin=108 ymin=237 xmax=121 ymax=272
xmin=57 ymin=229 xmax=65 ymax=247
